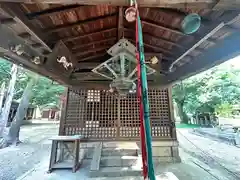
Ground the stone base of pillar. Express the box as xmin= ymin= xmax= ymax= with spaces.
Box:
xmin=148 ymin=140 xmax=181 ymax=164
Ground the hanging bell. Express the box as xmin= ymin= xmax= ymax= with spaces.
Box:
xmin=181 ymin=13 xmax=201 ymax=34
xmin=125 ymin=7 xmax=137 ymax=22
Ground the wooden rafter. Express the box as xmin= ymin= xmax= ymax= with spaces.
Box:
xmin=164 ymin=31 xmax=240 ymax=85
xmin=128 ymin=38 xmax=173 ymax=55
xmin=118 ymin=6 xmax=124 ymax=40
xmin=141 ymin=19 xmax=190 ymax=37
xmin=78 ymin=53 xmax=106 ymax=62
xmin=0 ymin=18 xmax=15 ymax=25
xmin=74 ymin=46 xmax=108 ymax=57
xmin=71 ymin=37 xmax=116 ymax=50
xmin=1 ymin=3 xmax=52 ymax=52
xmin=124 ymin=28 xmax=184 ymax=49
xmin=46 ymin=12 xmax=118 ymax=34
xmin=1 ymin=1 xmax=216 ymax=8
xmin=26 ymin=4 xmax=84 ymax=19
xmin=75 ymin=62 xmax=103 ymax=69
xmin=62 ymin=28 xmax=117 ymax=42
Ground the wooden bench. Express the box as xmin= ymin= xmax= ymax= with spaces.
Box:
xmin=48 ymin=135 xmax=83 ymax=173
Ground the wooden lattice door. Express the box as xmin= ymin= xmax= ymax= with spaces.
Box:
xmin=62 ymin=88 xmax=174 ymax=141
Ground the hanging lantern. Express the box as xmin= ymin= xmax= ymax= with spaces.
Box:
xmin=125 ymin=7 xmax=136 ymax=22
xmin=181 ymin=13 xmax=201 ymax=34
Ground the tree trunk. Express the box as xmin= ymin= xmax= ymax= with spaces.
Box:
xmin=6 ymin=78 xmax=36 ymax=145
xmin=0 ymin=82 xmax=6 ymax=115
xmin=176 ymin=101 xmax=189 ymax=124
xmin=0 ymin=65 xmax=18 ymax=136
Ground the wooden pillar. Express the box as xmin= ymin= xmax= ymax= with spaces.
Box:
xmin=168 ymin=86 xmax=177 ymax=140
xmin=59 ymin=87 xmax=69 ymax=135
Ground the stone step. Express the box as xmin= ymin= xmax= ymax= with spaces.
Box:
xmin=101 ymin=148 xmax=138 ymax=156
xmin=100 ymin=156 xmax=140 ymax=167
xmin=90 ymin=166 xmax=142 ymax=177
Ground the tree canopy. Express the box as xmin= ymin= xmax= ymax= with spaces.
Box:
xmin=0 ymin=58 xmax=64 ymax=107
xmin=172 ymin=59 xmax=240 ymax=122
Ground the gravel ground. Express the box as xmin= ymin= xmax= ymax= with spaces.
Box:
xmin=177 ymin=129 xmax=240 ymax=180
xmin=1 ymin=125 xmax=240 ymax=180
xmin=0 ymin=123 xmax=58 ymax=180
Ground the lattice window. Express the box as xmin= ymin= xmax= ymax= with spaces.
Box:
xmin=87 ymin=90 xmax=100 ymax=102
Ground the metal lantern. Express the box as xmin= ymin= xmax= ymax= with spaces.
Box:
xmin=92 ymin=39 xmax=156 ymax=96
xmin=181 ymin=13 xmax=201 ymax=34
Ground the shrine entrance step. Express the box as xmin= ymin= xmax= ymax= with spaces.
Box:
xmin=89 ymin=142 xmax=142 ymax=177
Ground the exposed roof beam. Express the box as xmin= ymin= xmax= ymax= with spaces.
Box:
xmin=71 ymin=37 xmax=116 ymax=50
xmin=141 ymin=19 xmax=191 ymax=37
xmin=71 ymin=72 xmax=105 ymax=80
xmin=124 ymin=28 xmax=184 ymax=49
xmin=118 ymin=6 xmax=124 ymax=40
xmin=76 ymin=62 xmax=102 ymax=69
xmin=213 ymin=0 xmax=240 ymax=10
xmin=169 ymin=13 xmax=240 ymax=70
xmin=0 ymin=18 xmax=16 ymax=25
xmin=1 ymin=3 xmax=52 ymax=53
xmin=163 ymin=31 xmax=240 ymax=85
xmin=128 ymin=38 xmax=173 ymax=57
xmin=77 ymin=51 xmax=170 ymax=62
xmin=1 ymin=1 xmax=215 ymax=8
xmin=62 ymin=28 xmax=117 ymax=42
xmin=26 ymin=4 xmax=84 ymax=19
xmin=31 ymin=42 xmax=43 ymax=48
xmin=74 ymin=46 xmax=108 ymax=57
xmin=78 ymin=53 xmax=106 ymax=62
xmin=46 ymin=12 xmax=118 ymax=34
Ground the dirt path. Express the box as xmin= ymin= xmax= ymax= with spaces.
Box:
xmin=0 ymin=123 xmax=58 ymax=180
xmin=177 ymin=129 xmax=240 ymax=180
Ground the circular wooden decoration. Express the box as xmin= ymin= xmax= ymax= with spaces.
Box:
xmin=125 ymin=7 xmax=136 ymax=22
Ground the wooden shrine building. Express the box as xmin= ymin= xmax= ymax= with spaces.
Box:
xmin=0 ymin=1 xmax=240 ymax=164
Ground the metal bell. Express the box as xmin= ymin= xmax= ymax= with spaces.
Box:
xmin=181 ymin=13 xmax=201 ymax=34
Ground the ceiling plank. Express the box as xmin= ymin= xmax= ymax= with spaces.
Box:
xmin=62 ymin=28 xmax=117 ymax=42
xmin=46 ymin=12 xmax=118 ymax=34
xmin=118 ymin=6 xmax=124 ymax=40
xmin=1 ymin=2 xmax=52 ymax=52
xmin=71 ymin=37 xmax=116 ymax=50
xmin=74 ymin=46 xmax=109 ymax=56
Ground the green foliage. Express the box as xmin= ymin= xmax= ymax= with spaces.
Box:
xmin=0 ymin=59 xmax=64 ymax=107
xmin=215 ymin=103 xmax=233 ymax=117
xmin=172 ymin=62 xmax=240 ymax=119
xmin=0 ymin=58 xmax=11 ymax=84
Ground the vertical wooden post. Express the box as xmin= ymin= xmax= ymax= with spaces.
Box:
xmin=168 ymin=86 xmax=177 ymax=140
xmin=116 ymin=96 xmax=121 ymax=138
xmin=118 ymin=6 xmax=123 ymax=40
xmin=0 ymin=82 xmax=5 ymax=115
xmin=59 ymin=87 xmax=69 ymax=135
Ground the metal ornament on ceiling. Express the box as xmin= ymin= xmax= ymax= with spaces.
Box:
xmin=181 ymin=13 xmax=201 ymax=34
xmin=125 ymin=5 xmax=201 ymax=35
